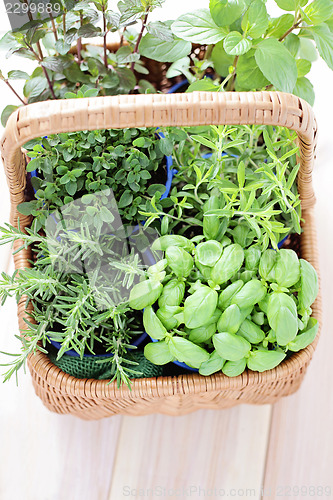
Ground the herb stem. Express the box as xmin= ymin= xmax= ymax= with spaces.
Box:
xmin=50 ymin=13 xmax=58 ymax=42
xmin=130 ymin=8 xmax=150 ymax=72
xmin=225 ymin=56 xmax=239 ymax=92
xmin=120 ymin=27 xmax=126 ymax=47
xmin=279 ymin=18 xmax=302 ymax=41
xmin=77 ymin=14 xmax=83 ymax=66
xmin=42 ymin=67 xmax=57 ymax=99
xmin=102 ymin=8 xmax=108 ymax=68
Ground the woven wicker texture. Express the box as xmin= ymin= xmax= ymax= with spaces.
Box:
xmin=0 ymin=91 xmax=321 ymax=420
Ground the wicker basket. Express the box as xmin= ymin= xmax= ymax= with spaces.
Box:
xmin=0 ymin=91 xmax=321 ymax=420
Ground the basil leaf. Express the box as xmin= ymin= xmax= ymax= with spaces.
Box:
xmin=166 ymin=246 xmax=193 ymax=278
xmin=267 ymin=292 xmax=298 ymax=345
xmin=211 ymin=243 xmax=244 ymax=285
xmin=298 ymin=259 xmax=319 ymax=312
xmin=184 ymin=286 xmax=218 ymax=329
xmin=188 ymin=322 xmax=217 ymax=343
xmin=259 ymin=249 xmax=277 ymax=281
xmin=222 ymin=357 xmax=247 ymax=377
xmin=210 ymin=0 xmax=248 ymax=27
xmin=158 ymin=279 xmax=185 ymax=308
xmin=169 ymin=337 xmax=210 ymax=368
xmin=218 ymin=280 xmax=244 ymax=309
xmin=224 ymin=31 xmax=252 ymax=55
xmin=195 ymin=240 xmax=223 ymax=268
xmin=213 ymin=331 xmax=251 ymax=361
xmin=231 ymin=279 xmax=267 ymax=309
xmin=287 ymin=317 xmax=319 ymax=352
xmin=143 ymin=306 xmax=167 ymax=340
xmin=129 ymin=279 xmax=163 ymax=310
xmin=237 ymin=318 xmax=265 ymax=344
xmin=274 ymin=249 xmax=300 ymax=288
xmin=144 ymin=341 xmax=175 ymax=365
xmin=242 ymin=0 xmax=269 ymax=38
xmin=139 ymin=33 xmax=191 ymax=62
xmin=247 ymin=348 xmax=286 ymax=371
xmin=255 ymin=38 xmax=298 ymax=93
xmin=171 ymin=9 xmax=228 ymax=44
xmin=199 ymin=351 xmax=225 ymax=376
xmin=152 ymin=235 xmax=194 ymax=252
xmin=217 ymin=304 xmax=242 ymax=335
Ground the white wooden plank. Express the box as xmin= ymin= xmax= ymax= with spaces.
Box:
xmin=109 ymin=405 xmax=272 ymax=500
xmin=262 ymin=60 xmax=333 ymax=496
xmin=0 ymin=295 xmax=123 ymax=500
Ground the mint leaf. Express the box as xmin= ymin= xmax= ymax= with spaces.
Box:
xmin=171 ymin=9 xmax=228 ymax=44
xmin=311 ymin=23 xmax=333 ymax=70
xmin=255 ymin=38 xmax=298 ymax=92
xmin=139 ymin=34 xmax=191 ymax=62
xmin=224 ymin=31 xmax=252 ymax=55
xmin=242 ymin=0 xmax=269 ymax=38
xmin=210 ymin=0 xmax=248 ymax=27
xmin=293 ymin=77 xmax=315 ymax=105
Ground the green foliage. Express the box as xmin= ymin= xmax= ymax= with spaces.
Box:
xmin=0 ymin=221 xmax=149 ymax=387
xmin=137 ymin=231 xmax=319 ymax=377
xmin=142 ymin=124 xmax=301 ymax=250
xmin=21 ymin=127 xmax=165 ymax=228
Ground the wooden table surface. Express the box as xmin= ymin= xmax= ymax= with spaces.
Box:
xmin=0 ymin=2 xmax=332 ymax=499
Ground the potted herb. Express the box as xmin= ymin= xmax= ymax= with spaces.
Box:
xmin=129 ymin=233 xmax=318 ymax=376
xmin=1 ymin=0 xmax=333 ymax=123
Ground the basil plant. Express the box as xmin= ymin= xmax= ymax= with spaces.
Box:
xmin=129 ymin=234 xmax=319 ymax=376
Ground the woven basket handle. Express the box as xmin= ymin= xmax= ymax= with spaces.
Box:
xmin=0 ymin=91 xmax=317 ymax=228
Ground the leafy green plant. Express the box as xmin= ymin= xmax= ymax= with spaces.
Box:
xmin=2 ymin=0 xmax=333 ymax=126
xmin=142 ymin=124 xmax=301 ymax=249
xmin=129 ymin=233 xmax=319 ymax=376
xmin=0 ymin=0 xmax=167 ymax=124
xmin=169 ymin=0 xmax=333 ymax=102
xmin=0 ymin=213 xmax=150 ymax=387
xmin=19 ymin=126 xmax=168 ymax=229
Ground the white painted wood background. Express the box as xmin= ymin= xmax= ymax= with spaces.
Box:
xmin=0 ymin=1 xmax=332 ymax=499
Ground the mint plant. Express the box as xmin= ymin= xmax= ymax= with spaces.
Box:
xmin=169 ymin=0 xmax=333 ymax=102
xmin=2 ymin=0 xmax=333 ymax=126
